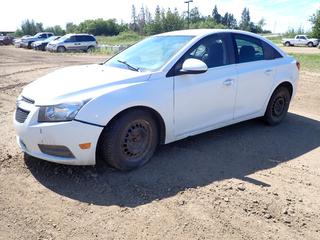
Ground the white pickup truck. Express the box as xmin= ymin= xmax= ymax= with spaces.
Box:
xmin=282 ymin=35 xmax=319 ymax=47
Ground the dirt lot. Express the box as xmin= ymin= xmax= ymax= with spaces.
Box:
xmin=278 ymin=45 xmax=320 ymax=54
xmin=0 ymin=46 xmax=319 ymax=240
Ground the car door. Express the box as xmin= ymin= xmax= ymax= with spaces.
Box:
xmin=232 ymin=33 xmax=276 ymax=118
xmin=64 ymin=36 xmax=77 ymax=50
xmin=299 ymin=36 xmax=308 ymax=46
xmin=173 ymin=33 xmax=237 ymax=137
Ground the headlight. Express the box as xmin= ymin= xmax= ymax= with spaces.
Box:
xmin=38 ymin=101 xmax=88 ymax=122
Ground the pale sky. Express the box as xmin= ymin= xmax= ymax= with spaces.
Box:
xmin=1 ymin=0 xmax=319 ymax=33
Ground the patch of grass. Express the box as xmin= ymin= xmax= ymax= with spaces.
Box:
xmin=92 ymin=47 xmax=116 ymax=56
xmin=96 ymin=31 xmax=145 ymax=46
xmin=288 ymin=53 xmax=320 ymax=72
xmin=266 ymin=36 xmax=283 ymax=45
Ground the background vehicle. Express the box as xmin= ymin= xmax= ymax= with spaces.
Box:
xmin=31 ymin=36 xmax=61 ymax=51
xmin=13 ymin=35 xmax=31 ymax=48
xmin=46 ymin=34 xmax=97 ymax=52
xmin=0 ymin=35 xmax=14 ymax=45
xmin=21 ymin=32 xmax=54 ymax=49
xmin=282 ymin=35 xmax=319 ymax=47
xmin=14 ymin=29 xmax=299 ymax=170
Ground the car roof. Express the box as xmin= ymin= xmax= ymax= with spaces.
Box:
xmin=65 ymin=33 xmax=94 ymax=36
xmin=158 ymin=29 xmax=265 ymax=38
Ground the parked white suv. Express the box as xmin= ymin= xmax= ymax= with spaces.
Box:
xmin=14 ymin=29 xmax=299 ymax=170
xmin=46 ymin=34 xmax=97 ymax=52
xmin=282 ymin=35 xmax=319 ymax=47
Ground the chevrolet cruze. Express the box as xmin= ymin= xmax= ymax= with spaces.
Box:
xmin=14 ymin=29 xmax=299 ymax=170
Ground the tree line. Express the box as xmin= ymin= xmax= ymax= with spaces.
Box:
xmin=129 ymin=5 xmax=269 ymax=35
xmin=14 ymin=5 xmax=320 ymax=39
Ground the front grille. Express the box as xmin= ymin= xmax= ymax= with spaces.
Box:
xmin=21 ymin=96 xmax=35 ymax=104
xmin=15 ymin=108 xmax=30 ymax=123
xmin=38 ymin=144 xmax=75 ymax=158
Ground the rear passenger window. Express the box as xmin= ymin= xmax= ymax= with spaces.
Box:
xmin=234 ymin=34 xmax=264 ymax=63
xmin=75 ymin=36 xmax=83 ymax=42
xmin=262 ymin=41 xmax=282 ymax=60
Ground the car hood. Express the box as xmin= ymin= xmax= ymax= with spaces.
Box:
xmin=21 ymin=64 xmax=151 ymax=105
xmin=33 ymin=40 xmax=43 ymax=45
xmin=48 ymin=40 xmax=60 ymax=45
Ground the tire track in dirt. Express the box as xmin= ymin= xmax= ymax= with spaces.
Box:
xmin=0 ymin=66 xmax=59 ymax=78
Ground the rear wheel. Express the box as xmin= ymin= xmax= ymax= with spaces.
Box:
xmin=285 ymin=42 xmax=291 ymax=47
xmin=264 ymin=86 xmax=291 ymax=126
xmin=57 ymin=46 xmax=66 ymax=53
xmin=86 ymin=46 xmax=95 ymax=53
xmin=100 ymin=109 xmax=159 ymax=171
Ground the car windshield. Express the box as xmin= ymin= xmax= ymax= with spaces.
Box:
xmin=105 ymin=35 xmax=194 ymax=72
xmin=59 ymin=35 xmax=71 ymax=42
xmin=46 ymin=36 xmax=57 ymax=42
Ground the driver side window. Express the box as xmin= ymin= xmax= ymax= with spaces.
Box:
xmin=180 ymin=35 xmax=229 ymax=70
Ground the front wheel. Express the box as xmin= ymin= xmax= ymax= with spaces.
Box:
xmin=264 ymin=87 xmax=291 ymax=126
xmin=99 ymin=109 xmax=159 ymax=171
xmin=57 ymin=46 xmax=66 ymax=53
xmin=307 ymin=42 xmax=314 ymax=47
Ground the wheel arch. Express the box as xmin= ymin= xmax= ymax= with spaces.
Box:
xmin=274 ymin=81 xmax=293 ymax=97
xmin=95 ymin=105 xmax=166 ymax=163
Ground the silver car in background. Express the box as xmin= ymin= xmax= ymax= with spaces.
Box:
xmin=46 ymin=34 xmax=97 ymax=52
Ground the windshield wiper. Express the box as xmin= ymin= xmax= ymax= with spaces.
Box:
xmin=117 ymin=60 xmax=139 ymax=72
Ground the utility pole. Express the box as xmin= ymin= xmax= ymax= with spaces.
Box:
xmin=184 ymin=0 xmax=193 ymax=29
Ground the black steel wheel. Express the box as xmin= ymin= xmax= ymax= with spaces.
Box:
xmin=99 ymin=109 xmax=159 ymax=171
xmin=264 ymin=86 xmax=291 ymax=125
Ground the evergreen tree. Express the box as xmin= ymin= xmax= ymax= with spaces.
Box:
xmin=212 ymin=5 xmax=221 ymax=24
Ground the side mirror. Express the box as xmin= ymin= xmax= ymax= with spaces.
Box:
xmin=180 ymin=58 xmax=208 ymax=74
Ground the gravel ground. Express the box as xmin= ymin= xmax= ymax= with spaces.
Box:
xmin=0 ymin=46 xmax=319 ymax=240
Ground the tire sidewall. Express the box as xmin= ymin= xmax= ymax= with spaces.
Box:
xmin=101 ymin=110 xmax=159 ymax=171
xmin=265 ymin=87 xmax=291 ymax=125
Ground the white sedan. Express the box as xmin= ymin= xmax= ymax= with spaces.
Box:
xmin=14 ymin=29 xmax=299 ymax=170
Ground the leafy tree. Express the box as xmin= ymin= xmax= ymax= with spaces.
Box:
xmin=284 ymin=27 xmax=306 ymax=37
xmin=309 ymin=9 xmax=320 ymax=38
xmin=189 ymin=7 xmax=202 ymax=24
xmin=44 ymin=25 xmax=65 ymax=35
xmin=66 ymin=22 xmax=78 ymax=33
xmin=18 ymin=19 xmax=44 ymax=36
xmin=161 ymin=8 xmax=184 ymax=32
xmin=77 ymin=19 xmax=121 ymax=36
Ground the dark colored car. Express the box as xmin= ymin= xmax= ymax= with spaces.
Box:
xmin=0 ymin=35 xmax=14 ymax=45
xmin=31 ymin=36 xmax=61 ymax=51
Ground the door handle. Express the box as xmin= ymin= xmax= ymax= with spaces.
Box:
xmin=223 ymin=79 xmax=234 ymax=86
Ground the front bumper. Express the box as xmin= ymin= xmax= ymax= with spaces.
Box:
xmin=13 ymin=101 xmax=103 ymax=165
xmin=46 ymin=45 xmax=57 ymax=52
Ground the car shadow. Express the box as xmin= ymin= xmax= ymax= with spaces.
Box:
xmin=25 ymin=113 xmax=320 ymax=207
